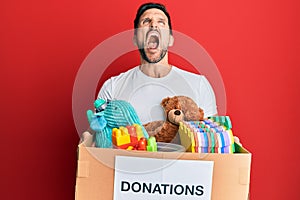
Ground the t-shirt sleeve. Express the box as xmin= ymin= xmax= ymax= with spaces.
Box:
xmin=97 ymin=78 xmax=113 ymax=101
xmin=198 ymin=76 xmax=218 ymax=117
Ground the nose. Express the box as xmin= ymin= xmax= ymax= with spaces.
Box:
xmin=174 ymin=110 xmax=181 ymax=116
xmin=150 ymin=20 xmax=158 ymax=28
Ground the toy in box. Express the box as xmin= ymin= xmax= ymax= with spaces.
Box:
xmin=179 ymin=116 xmax=235 ymax=153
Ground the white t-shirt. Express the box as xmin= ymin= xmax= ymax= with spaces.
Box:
xmin=97 ymin=66 xmax=217 ymax=123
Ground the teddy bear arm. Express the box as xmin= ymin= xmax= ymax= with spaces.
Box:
xmin=143 ymin=121 xmax=165 ymax=137
xmin=199 ymin=108 xmax=204 ymax=120
xmin=154 ymin=122 xmax=179 ymax=143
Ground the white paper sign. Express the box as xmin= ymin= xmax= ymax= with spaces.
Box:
xmin=113 ymin=156 xmax=214 ymax=200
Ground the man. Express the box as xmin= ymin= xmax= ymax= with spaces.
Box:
xmin=97 ymin=2 xmax=217 ymax=124
xmin=81 ymin=2 xmax=242 ymax=148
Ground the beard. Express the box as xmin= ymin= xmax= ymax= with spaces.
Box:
xmin=138 ymin=47 xmax=168 ymax=63
xmin=136 ymin=28 xmax=170 ymax=63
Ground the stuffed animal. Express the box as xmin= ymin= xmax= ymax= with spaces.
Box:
xmin=143 ymin=96 xmax=204 ymax=143
xmin=87 ymin=99 xmax=149 ymax=148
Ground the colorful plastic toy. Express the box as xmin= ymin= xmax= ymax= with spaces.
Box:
xmin=87 ymin=99 xmax=149 ymax=148
xmin=146 ymin=136 xmax=157 ymax=152
xmin=179 ymin=116 xmax=235 ymax=154
xmin=112 ymin=124 xmax=157 ymax=152
xmin=112 ymin=127 xmax=131 ymax=146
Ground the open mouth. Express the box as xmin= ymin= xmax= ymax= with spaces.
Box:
xmin=146 ymin=31 xmax=160 ymax=49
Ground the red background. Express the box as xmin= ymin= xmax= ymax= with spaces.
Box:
xmin=1 ymin=0 xmax=300 ymax=199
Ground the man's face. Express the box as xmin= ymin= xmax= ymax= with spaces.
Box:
xmin=135 ymin=8 xmax=173 ymax=63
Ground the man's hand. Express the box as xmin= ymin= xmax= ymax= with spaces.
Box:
xmin=80 ymin=131 xmax=96 ymax=147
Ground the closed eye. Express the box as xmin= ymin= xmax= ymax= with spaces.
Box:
xmin=142 ymin=18 xmax=151 ymax=25
xmin=158 ymin=20 xmax=165 ymax=26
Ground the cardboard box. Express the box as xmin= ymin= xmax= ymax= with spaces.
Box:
xmin=75 ymin=135 xmax=251 ymax=200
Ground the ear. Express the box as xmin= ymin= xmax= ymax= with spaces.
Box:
xmin=168 ymin=35 xmax=174 ymax=47
xmin=161 ymin=97 xmax=170 ymax=108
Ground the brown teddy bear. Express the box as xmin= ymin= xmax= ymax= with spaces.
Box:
xmin=143 ymin=96 xmax=204 ymax=143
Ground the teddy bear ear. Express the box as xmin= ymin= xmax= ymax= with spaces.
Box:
xmin=161 ymin=97 xmax=170 ymax=107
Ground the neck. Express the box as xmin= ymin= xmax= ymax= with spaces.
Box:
xmin=139 ymin=57 xmax=171 ymax=78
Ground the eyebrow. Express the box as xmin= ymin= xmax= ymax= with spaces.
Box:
xmin=140 ymin=17 xmax=167 ymax=23
xmin=141 ymin=17 xmax=150 ymax=21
